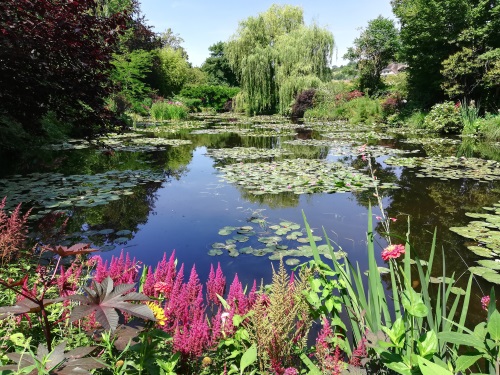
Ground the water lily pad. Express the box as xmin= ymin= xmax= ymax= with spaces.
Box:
xmin=477 ymin=260 xmax=500 ymax=270
xmin=115 ymin=237 xmax=129 ymax=244
xmin=98 ymin=229 xmax=115 ymax=235
xmin=116 ymin=230 xmax=132 ymax=236
xmin=208 ymin=249 xmax=223 ymax=256
xmin=233 ymin=234 xmax=249 ymax=243
xmin=285 ymin=258 xmax=300 ymax=266
xmin=100 ymin=245 xmax=116 ymax=252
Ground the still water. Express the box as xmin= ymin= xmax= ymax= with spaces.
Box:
xmin=1 ymin=114 xmax=499 ymax=323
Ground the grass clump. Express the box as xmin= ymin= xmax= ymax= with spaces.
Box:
xmin=150 ymin=100 xmax=188 ymax=121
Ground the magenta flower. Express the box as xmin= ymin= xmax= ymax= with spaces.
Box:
xmin=381 ymin=244 xmax=405 ymax=261
xmin=482 ymin=296 xmax=491 ymax=311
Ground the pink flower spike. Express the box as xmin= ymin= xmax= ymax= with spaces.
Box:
xmin=481 ymin=296 xmax=491 ymax=311
xmin=381 ymin=244 xmax=405 ymax=261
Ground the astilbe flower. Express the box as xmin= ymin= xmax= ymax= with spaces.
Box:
xmin=0 ymin=197 xmax=31 ymax=263
xmin=206 ymin=262 xmax=226 ymax=305
xmin=143 ymin=251 xmax=177 ymax=298
xmin=349 ymin=335 xmax=367 ymax=367
xmin=381 ymin=244 xmax=405 ymax=261
xmin=93 ymin=250 xmax=139 ymax=285
xmin=315 ymin=318 xmax=345 ymax=374
xmin=56 ymin=262 xmax=84 ymax=297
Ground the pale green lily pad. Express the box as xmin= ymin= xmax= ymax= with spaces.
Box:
xmin=285 ymin=258 xmax=300 ymax=266
xmin=98 ymin=229 xmax=115 ymax=235
xmin=481 ymin=272 xmax=500 ymax=284
xmin=233 ymin=234 xmax=250 ymax=243
xmin=115 ymin=237 xmax=129 ymax=244
xmin=468 ymin=246 xmax=494 ymax=258
xmin=208 ymin=249 xmax=223 ymax=256
xmin=429 ymin=276 xmax=454 ymax=284
xmin=116 ymin=230 xmax=132 ymax=236
xmin=477 ymin=260 xmax=500 ymax=270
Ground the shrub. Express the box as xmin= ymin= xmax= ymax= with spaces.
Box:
xmin=477 ymin=113 xmax=500 ymax=141
xmin=179 ymin=85 xmax=240 ymax=112
xmin=423 ymin=101 xmax=462 ymax=133
xmin=150 ymin=100 xmax=188 ymax=121
xmin=381 ymin=93 xmax=404 ymax=116
xmin=0 ymin=197 xmax=31 ymax=264
xmin=291 ymin=89 xmax=316 ymax=118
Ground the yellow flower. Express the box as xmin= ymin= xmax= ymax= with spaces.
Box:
xmin=147 ymin=302 xmax=167 ymax=326
xmin=202 ymin=357 xmax=212 ymax=367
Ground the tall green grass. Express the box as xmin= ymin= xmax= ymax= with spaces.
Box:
xmin=150 ymin=100 xmax=188 ymax=121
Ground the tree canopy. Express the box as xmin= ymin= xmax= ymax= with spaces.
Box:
xmin=0 ymin=0 xmax=130 ymax=136
xmin=201 ymin=42 xmax=239 ymax=87
xmin=344 ymin=16 xmax=400 ymax=94
xmin=226 ymin=4 xmax=334 ymax=115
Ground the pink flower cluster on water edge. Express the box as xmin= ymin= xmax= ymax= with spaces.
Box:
xmin=92 ymin=250 xmax=140 ymax=285
xmin=381 ymin=244 xmax=405 ymax=261
xmin=140 ymin=252 xmax=257 ymax=359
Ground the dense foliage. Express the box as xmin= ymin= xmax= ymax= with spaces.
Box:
xmin=201 ymin=42 xmax=239 ymax=87
xmin=392 ymin=0 xmax=499 ymax=108
xmin=0 ymin=0 xmax=129 ymax=137
xmin=226 ymin=4 xmax=334 ymax=115
xmin=179 ymin=85 xmax=240 ymax=112
xmin=344 ymin=16 xmax=400 ymax=94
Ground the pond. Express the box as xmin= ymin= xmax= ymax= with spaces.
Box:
xmin=1 ymin=113 xmax=500 ymax=324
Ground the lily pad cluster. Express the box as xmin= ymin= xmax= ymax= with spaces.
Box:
xmin=284 ymin=140 xmax=419 ymax=158
xmin=384 ymin=156 xmax=500 ymax=182
xmin=99 ymin=137 xmax=192 ymax=152
xmin=208 ymin=219 xmax=345 ymax=264
xmin=322 ymin=131 xmax=394 ymax=142
xmin=206 ymin=147 xmax=293 ymax=161
xmin=215 ymin=158 xmax=393 ymax=195
xmin=450 ymin=201 xmax=500 ymax=284
xmin=0 ymin=169 xmax=164 ymax=216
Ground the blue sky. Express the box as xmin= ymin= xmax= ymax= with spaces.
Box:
xmin=139 ymin=1 xmax=395 ymax=67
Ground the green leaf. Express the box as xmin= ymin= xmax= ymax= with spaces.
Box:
xmin=240 ymin=344 xmax=257 ymax=374
xmin=487 ymin=310 xmax=500 ymax=341
xmin=455 ymin=354 xmax=483 ymax=372
xmin=438 ymin=332 xmax=485 ymax=350
xmin=417 ymin=331 xmax=438 ymax=358
xmin=417 ymin=356 xmax=453 ymax=375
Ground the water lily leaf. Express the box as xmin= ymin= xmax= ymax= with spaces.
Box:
xmin=482 ymin=272 xmax=500 ymax=284
xmin=469 ymin=266 xmax=494 ymax=277
xmin=115 ymin=230 xmax=132 ymax=236
xmin=468 ymin=246 xmax=494 ymax=258
xmin=98 ymin=229 xmax=115 ymax=235
xmin=477 ymin=260 xmax=500 ymax=270
xmin=233 ymin=235 xmax=249 ymax=243
xmin=115 ymin=237 xmax=129 ymax=244
xmin=285 ymin=258 xmax=300 ymax=266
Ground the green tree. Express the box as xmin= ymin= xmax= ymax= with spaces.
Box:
xmin=152 ymin=47 xmax=191 ymax=98
xmin=201 ymin=42 xmax=239 ymax=86
xmin=226 ymin=4 xmax=334 ymax=115
xmin=392 ymin=0 xmax=469 ymax=107
xmin=110 ymin=50 xmax=154 ymax=108
xmin=344 ymin=16 xmax=400 ymax=94
xmin=440 ymin=1 xmax=500 ymax=108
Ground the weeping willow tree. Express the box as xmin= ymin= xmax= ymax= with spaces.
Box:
xmin=226 ymin=4 xmax=334 ymax=115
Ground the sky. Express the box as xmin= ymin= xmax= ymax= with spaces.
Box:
xmin=139 ymin=0 xmax=396 ymax=67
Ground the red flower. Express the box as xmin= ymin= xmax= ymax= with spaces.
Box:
xmin=481 ymin=296 xmax=491 ymax=311
xmin=381 ymin=244 xmax=405 ymax=261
